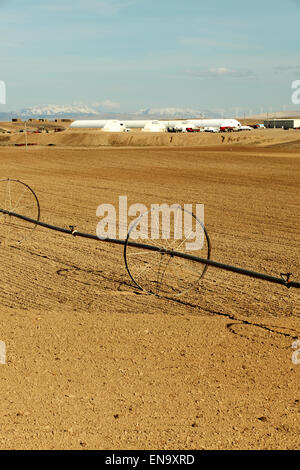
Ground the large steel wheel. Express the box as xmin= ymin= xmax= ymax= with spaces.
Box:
xmin=124 ymin=205 xmax=211 ymax=296
xmin=0 ymin=178 xmax=40 ymax=247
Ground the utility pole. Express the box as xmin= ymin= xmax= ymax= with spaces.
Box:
xmin=25 ymin=121 xmax=28 ymax=151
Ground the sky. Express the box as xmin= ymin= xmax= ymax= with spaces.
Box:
xmin=0 ymin=0 xmax=300 ymax=115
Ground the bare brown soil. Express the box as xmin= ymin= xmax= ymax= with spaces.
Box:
xmin=0 ymin=143 xmax=299 ymax=450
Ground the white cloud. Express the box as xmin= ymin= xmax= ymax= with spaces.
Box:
xmin=209 ymin=67 xmax=232 ymax=75
xmin=93 ymin=99 xmax=120 ymax=110
xmin=187 ymin=67 xmax=256 ymax=80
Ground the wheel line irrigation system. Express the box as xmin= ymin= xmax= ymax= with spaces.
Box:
xmin=0 ymin=178 xmax=299 ymax=296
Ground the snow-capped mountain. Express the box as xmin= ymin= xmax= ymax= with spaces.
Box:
xmin=2 ymin=104 xmax=211 ymax=120
xmin=18 ymin=105 xmax=205 ymax=119
xmin=134 ymin=108 xmax=204 ymax=118
xmin=19 ymin=104 xmax=99 ymax=117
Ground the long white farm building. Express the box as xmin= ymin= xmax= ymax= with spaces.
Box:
xmin=70 ymin=118 xmax=242 ymax=132
xmin=264 ymin=119 xmax=300 ymax=129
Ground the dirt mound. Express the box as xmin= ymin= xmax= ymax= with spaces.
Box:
xmin=2 ymin=127 xmax=300 ymax=148
xmin=56 ymin=128 xmax=300 ymax=147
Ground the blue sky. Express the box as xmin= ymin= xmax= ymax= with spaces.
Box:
xmin=0 ymin=0 xmax=300 ymax=115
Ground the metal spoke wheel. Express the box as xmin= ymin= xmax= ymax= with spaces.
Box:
xmin=124 ymin=204 xmax=211 ymax=296
xmin=0 ymin=178 xmax=40 ymax=247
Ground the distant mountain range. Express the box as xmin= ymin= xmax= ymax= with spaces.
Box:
xmin=19 ymin=104 xmax=100 ymax=117
xmin=0 ymin=104 xmax=208 ymax=121
xmin=0 ymin=104 xmax=299 ymax=121
xmin=244 ymin=111 xmax=300 ymax=119
xmin=132 ymin=107 xmax=205 ymax=118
